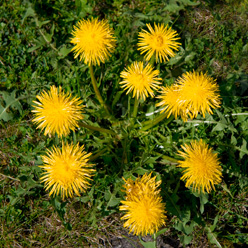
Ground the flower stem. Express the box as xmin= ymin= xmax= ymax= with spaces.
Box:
xmin=153 ymin=233 xmax=156 ymax=247
xmin=80 ymin=122 xmax=115 ymax=136
xmin=89 ymin=148 xmax=108 ymax=161
xmin=0 ymin=173 xmax=20 ymax=182
xmin=132 ymin=97 xmax=139 ymax=118
xmin=140 ymin=113 xmax=174 ymax=131
xmin=152 ymin=151 xmax=178 ymax=163
xmin=89 ymin=64 xmax=111 ymax=115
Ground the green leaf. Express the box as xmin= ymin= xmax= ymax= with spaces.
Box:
xmin=181 ymin=235 xmax=193 ymax=245
xmin=77 ymin=196 xmax=90 ymax=203
xmin=181 ymin=209 xmax=191 ymax=223
xmin=210 ymin=215 xmax=219 ymax=232
xmin=0 ymin=91 xmax=23 ymax=121
xmin=133 ymin=167 xmax=150 ymax=175
xmin=108 ymin=196 xmax=121 ymax=207
xmin=167 ymin=53 xmax=183 ymax=65
xmin=139 ymin=237 xmax=156 ymax=248
xmin=22 ymin=7 xmax=36 ymax=24
xmin=184 ymin=223 xmax=194 ymax=235
xmin=206 ymin=227 xmax=222 ymax=248
xmin=155 ymin=228 xmax=169 ymax=238
xmin=112 ymin=91 xmax=123 ymax=108
xmin=166 ymin=193 xmax=182 ymax=219
xmin=240 ymin=138 xmax=247 ymax=159
xmin=199 ymin=193 xmax=208 ymax=214
xmin=37 ymin=20 xmax=50 ymax=28
xmin=59 ymin=46 xmax=72 ymax=58
xmin=212 ymin=122 xmax=226 ymax=132
xmin=184 ymin=52 xmax=196 ymax=62
xmin=27 ymin=44 xmax=42 ymax=53
xmin=105 ymin=189 xmax=121 ymax=208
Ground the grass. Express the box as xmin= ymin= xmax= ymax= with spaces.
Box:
xmin=1 ymin=0 xmax=248 ymax=247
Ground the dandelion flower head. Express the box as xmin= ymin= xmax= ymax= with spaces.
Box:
xmin=176 ymin=71 xmax=221 ymax=119
xmin=156 ymin=84 xmax=188 ymax=120
xmin=120 ymin=173 xmax=166 ymax=236
xmin=138 ymin=23 xmax=181 ymax=63
xmin=120 ymin=61 xmax=162 ymax=100
xmin=156 ymin=71 xmax=221 ymax=121
xmin=32 ymin=86 xmax=84 ymax=137
xmin=71 ymin=17 xmax=116 ymax=65
xmin=40 ymin=143 xmax=95 ymax=200
xmin=178 ymin=139 xmax=222 ymax=193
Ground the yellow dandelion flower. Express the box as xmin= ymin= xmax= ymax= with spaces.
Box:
xmin=138 ymin=23 xmax=181 ymax=63
xmin=120 ymin=61 xmax=162 ymax=100
xmin=156 ymin=71 xmax=221 ymax=121
xmin=123 ymin=173 xmax=161 ymax=200
xmin=71 ymin=18 xmax=116 ymax=65
xmin=32 ymin=86 xmax=84 ymax=137
xmin=40 ymin=143 xmax=95 ymax=200
xmin=120 ymin=173 xmax=166 ymax=236
xmin=176 ymin=71 xmax=221 ymax=119
xmin=156 ymin=84 xmax=188 ymax=121
xmin=178 ymin=140 xmax=222 ymax=193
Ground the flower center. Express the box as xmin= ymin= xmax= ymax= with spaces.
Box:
xmin=52 ymin=157 xmax=77 ymax=185
xmin=134 ymin=73 xmax=146 ymax=90
xmin=156 ymin=36 xmax=164 ymax=47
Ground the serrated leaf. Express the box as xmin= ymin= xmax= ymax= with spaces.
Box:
xmin=240 ymin=138 xmax=247 ymax=159
xmin=212 ymin=122 xmax=226 ymax=132
xmin=199 ymin=193 xmax=208 ymax=214
xmin=181 ymin=235 xmax=193 ymax=245
xmin=231 ymin=135 xmax=237 ymax=145
xmin=104 ymin=189 xmax=111 ymax=201
xmin=134 ymin=167 xmax=150 ymax=175
xmin=38 ymin=20 xmax=50 ymax=28
xmin=167 ymin=53 xmax=183 ymax=65
xmin=174 ymin=222 xmax=184 ymax=231
xmin=59 ymin=46 xmax=71 ymax=58
xmin=78 ymin=196 xmax=90 ymax=203
xmin=112 ymin=91 xmax=123 ymax=108
xmin=108 ymin=196 xmax=121 ymax=207
xmin=28 ymin=45 xmax=42 ymax=52
xmin=0 ymin=91 xmax=23 ymax=121
xmin=210 ymin=215 xmax=219 ymax=232
xmin=206 ymin=227 xmax=222 ymax=248
xmin=139 ymin=238 xmax=156 ymax=248
xmin=185 ymin=52 xmax=196 ymax=62
xmin=155 ymin=228 xmax=169 ymax=238
xmin=44 ymin=32 xmax=52 ymax=43
xmin=215 ymin=110 xmax=228 ymax=124
xmin=22 ymin=7 xmax=36 ymax=24
xmin=243 ymin=43 xmax=248 ymax=53
xmin=0 ymin=104 xmax=13 ymax=121
xmin=181 ymin=209 xmax=191 ymax=223
xmin=166 ymin=193 xmax=182 ymax=220
xmin=184 ymin=223 xmax=194 ymax=235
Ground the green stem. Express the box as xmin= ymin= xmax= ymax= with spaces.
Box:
xmin=128 ymin=95 xmax=131 ymax=119
xmin=80 ymin=122 xmax=115 ymax=136
xmin=140 ymin=113 xmax=174 ymax=131
xmin=89 ymin=64 xmax=111 ymax=115
xmin=0 ymin=173 xmax=20 ymax=182
xmin=89 ymin=148 xmax=108 ymax=161
xmin=132 ymin=97 xmax=139 ymax=118
xmin=152 ymin=151 xmax=178 ymax=164
xmin=153 ymin=233 xmax=156 ymax=247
